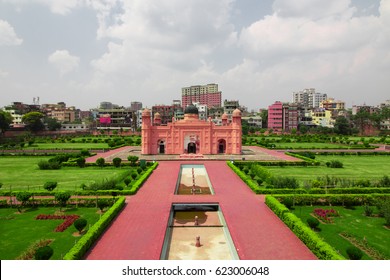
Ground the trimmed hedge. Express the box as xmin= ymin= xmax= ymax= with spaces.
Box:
xmin=272 ymin=194 xmax=390 ymax=207
xmin=128 ymin=162 xmax=158 ymax=194
xmin=63 ymin=196 xmax=126 ymax=260
xmin=227 ymin=161 xmax=261 ymax=193
xmin=265 ymin=196 xmax=344 ymax=260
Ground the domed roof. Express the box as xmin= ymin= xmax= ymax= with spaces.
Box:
xmin=222 ymin=113 xmax=228 ymax=119
xmin=232 ymin=108 xmax=241 ymax=117
xmin=184 ymin=104 xmax=199 ymax=115
xmin=154 ymin=112 xmax=161 ymax=119
xmin=142 ymin=108 xmax=151 ymax=116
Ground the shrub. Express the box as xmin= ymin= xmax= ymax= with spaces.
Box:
xmin=127 ymin=156 xmax=139 ymax=166
xmin=364 ymin=205 xmax=374 ymax=217
xmin=268 ymin=176 xmax=300 ymax=189
xmin=79 ymin=149 xmax=91 ymax=157
xmin=76 ymin=157 xmax=86 ymax=168
xmin=130 ymin=172 xmax=138 ymax=180
xmin=378 ymin=175 xmax=390 ymax=187
xmin=346 ymin=246 xmax=363 ymax=260
xmin=327 ymin=160 xmax=343 ymax=168
xmin=74 ymin=218 xmax=88 ymax=234
xmin=54 ymin=192 xmax=71 ymax=211
xmin=37 ymin=160 xmax=61 ymax=170
xmin=34 ymin=246 xmax=53 ymax=260
xmin=43 ymin=181 xmax=57 ymax=192
xmin=97 ymin=199 xmax=111 ymax=211
xmin=307 ymin=217 xmax=320 ymax=229
xmin=124 ymin=178 xmax=131 ymax=186
xmin=96 ymin=157 xmax=105 ymax=168
xmin=16 ymin=192 xmax=32 ymax=211
xmin=0 ymin=182 xmax=2 ymax=189
xmin=112 ymin=157 xmax=122 ymax=168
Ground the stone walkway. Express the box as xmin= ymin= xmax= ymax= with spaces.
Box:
xmin=85 ymin=161 xmax=316 ymax=260
xmin=86 ymin=145 xmax=300 ymax=163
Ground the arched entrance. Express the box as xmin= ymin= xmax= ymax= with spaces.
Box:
xmin=187 ymin=142 xmax=196 ymax=154
xmin=218 ymin=139 xmax=226 ymax=154
xmin=158 ymin=140 xmax=165 ymax=154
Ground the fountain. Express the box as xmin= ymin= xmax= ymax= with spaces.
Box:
xmin=160 ymin=204 xmax=238 ymax=260
xmin=175 ymin=164 xmax=214 ymax=195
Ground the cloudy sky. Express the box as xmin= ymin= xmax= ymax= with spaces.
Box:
xmin=0 ymin=0 xmax=389 ymax=111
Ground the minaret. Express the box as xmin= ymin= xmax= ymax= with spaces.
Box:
xmin=232 ymin=109 xmax=242 ymax=154
xmin=141 ymin=108 xmax=152 ymax=154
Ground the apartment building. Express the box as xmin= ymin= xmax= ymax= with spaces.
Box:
xmin=181 ymin=83 xmax=222 ymax=108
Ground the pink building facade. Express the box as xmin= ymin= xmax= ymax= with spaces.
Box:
xmin=268 ymin=101 xmax=283 ymax=132
xmin=142 ymin=105 xmax=242 ymax=155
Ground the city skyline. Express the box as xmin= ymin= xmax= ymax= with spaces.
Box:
xmin=1 ymin=0 xmax=389 ymax=111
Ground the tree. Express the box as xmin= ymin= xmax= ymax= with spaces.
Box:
xmin=127 ymin=156 xmax=138 ymax=166
xmin=46 ymin=117 xmax=62 ymax=131
xmin=43 ymin=181 xmax=57 ymax=191
xmin=16 ymin=192 xmax=32 ymax=212
xmin=74 ymin=218 xmax=87 ymax=234
xmin=241 ymin=119 xmax=249 ymax=135
xmin=35 ymin=246 xmax=53 ymax=260
xmin=0 ymin=110 xmax=13 ymax=133
xmin=22 ymin=112 xmax=45 ymax=132
xmin=97 ymin=199 xmax=110 ymax=212
xmin=112 ymin=157 xmax=122 ymax=168
xmin=55 ymin=192 xmax=71 ymax=211
xmin=76 ymin=157 xmax=86 ymax=168
xmin=334 ymin=116 xmax=351 ymax=135
xmin=96 ymin=157 xmax=105 ymax=168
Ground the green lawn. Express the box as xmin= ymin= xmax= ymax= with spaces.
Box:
xmin=292 ymin=206 xmax=390 ymax=259
xmin=0 ymin=207 xmax=100 ymax=259
xmin=0 ymin=157 xmax=131 ymax=191
xmin=266 ymin=155 xmax=390 ymax=182
xmin=24 ymin=142 xmax=109 ymax=150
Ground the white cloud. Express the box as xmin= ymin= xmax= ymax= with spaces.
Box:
xmin=0 ymin=19 xmax=23 ymax=46
xmin=48 ymin=50 xmax=80 ymax=76
xmin=272 ymin=0 xmax=355 ymax=19
xmin=0 ymin=69 xmax=9 ymax=78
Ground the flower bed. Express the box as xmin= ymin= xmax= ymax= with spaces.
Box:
xmin=313 ymin=208 xmax=339 ymax=223
xmin=35 ymin=214 xmax=80 ymax=232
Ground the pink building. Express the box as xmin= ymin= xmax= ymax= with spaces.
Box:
xmin=268 ymin=101 xmax=283 ymax=131
xmin=142 ymin=104 xmax=242 ymax=155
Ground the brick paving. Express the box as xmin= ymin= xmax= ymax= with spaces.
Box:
xmin=85 ymin=161 xmax=316 ymax=260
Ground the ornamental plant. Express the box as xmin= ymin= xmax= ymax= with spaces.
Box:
xmin=34 ymin=246 xmax=53 ymax=260
xmin=74 ymin=218 xmax=87 ymax=234
xmin=313 ymin=208 xmax=339 ymax=223
xmin=43 ymin=181 xmax=57 ymax=192
xmin=346 ymin=246 xmax=363 ymax=260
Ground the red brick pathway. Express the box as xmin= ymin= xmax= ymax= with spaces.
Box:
xmin=85 ymin=161 xmax=316 ymax=260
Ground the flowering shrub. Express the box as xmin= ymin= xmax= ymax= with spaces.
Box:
xmin=313 ymin=208 xmax=339 ymax=223
xmin=36 ymin=214 xmax=80 ymax=232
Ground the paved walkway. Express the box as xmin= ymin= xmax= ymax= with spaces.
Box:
xmin=85 ymin=145 xmax=301 ymax=163
xmin=85 ymin=161 xmax=316 ymax=260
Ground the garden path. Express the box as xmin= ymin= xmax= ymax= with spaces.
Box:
xmin=85 ymin=161 xmax=316 ymax=260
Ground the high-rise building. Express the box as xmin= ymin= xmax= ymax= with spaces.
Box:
xmin=292 ymin=88 xmax=327 ymax=108
xmin=181 ymin=83 xmax=222 ymax=109
xmin=130 ymin=101 xmax=143 ymax=111
xmin=268 ymin=101 xmax=283 ymax=132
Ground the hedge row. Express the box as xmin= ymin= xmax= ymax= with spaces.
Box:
xmin=227 ymin=161 xmax=261 ymax=193
xmin=272 ymin=194 xmax=390 ymax=207
xmin=128 ymin=162 xmax=159 ymax=194
xmin=0 ymin=197 xmax=115 ymax=208
xmin=256 ymin=187 xmax=390 ymax=195
xmin=63 ymin=196 xmax=126 ymax=260
xmin=265 ymin=196 xmax=344 ymax=260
